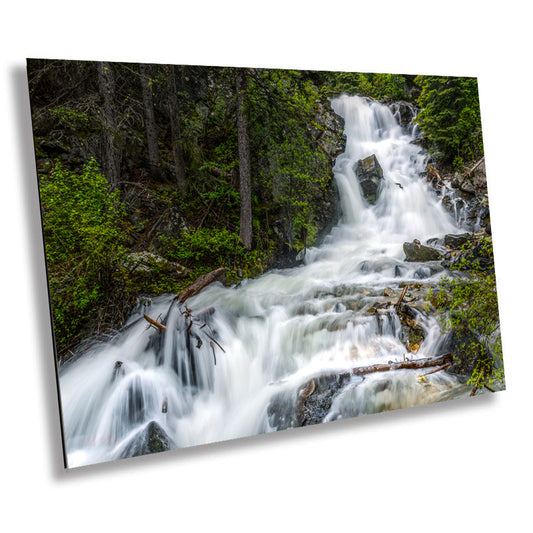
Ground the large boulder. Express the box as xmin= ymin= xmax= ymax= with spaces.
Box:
xmin=403 ymin=239 xmax=441 ymax=262
xmin=122 ymin=251 xmax=190 ymax=277
xmin=354 ymin=154 xmax=384 ymax=204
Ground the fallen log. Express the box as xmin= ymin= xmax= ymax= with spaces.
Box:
xmin=341 ymin=352 xmax=453 ymax=379
xmin=294 ymin=353 xmax=453 ymax=427
xmin=175 ymin=267 xmax=226 ymax=304
xmin=422 ymin=363 xmax=451 ymax=376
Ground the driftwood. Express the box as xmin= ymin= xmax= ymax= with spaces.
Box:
xmin=175 ymin=267 xmax=226 ymax=303
xmin=341 ymin=352 xmax=453 ymax=379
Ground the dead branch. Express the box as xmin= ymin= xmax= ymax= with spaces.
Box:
xmin=204 ymin=332 xmax=226 ymax=353
xmin=175 ymin=267 xmax=226 ymax=303
xmin=470 ymin=369 xmax=486 ymax=397
xmin=143 ymin=314 xmax=167 ymax=332
xmin=466 ymin=156 xmax=485 ymax=177
xmin=395 ymin=286 xmax=408 ymax=312
xmin=209 ymin=341 xmax=217 ymax=365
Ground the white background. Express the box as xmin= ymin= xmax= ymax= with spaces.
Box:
xmin=2 ymin=1 xmax=531 ymax=531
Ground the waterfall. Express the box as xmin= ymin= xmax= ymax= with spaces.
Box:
xmin=59 ymin=95 xmax=471 ymax=468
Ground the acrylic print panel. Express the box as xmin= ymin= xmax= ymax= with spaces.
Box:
xmin=27 ymin=59 xmax=505 ymax=468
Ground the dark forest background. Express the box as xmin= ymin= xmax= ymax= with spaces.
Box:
xmin=27 ymin=59 xmax=483 ymax=358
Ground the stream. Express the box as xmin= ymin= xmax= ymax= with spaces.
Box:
xmin=59 ymin=95 xmax=472 ymax=468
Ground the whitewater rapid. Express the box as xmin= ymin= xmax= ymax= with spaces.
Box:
xmin=59 ymin=95 xmax=471 ymax=468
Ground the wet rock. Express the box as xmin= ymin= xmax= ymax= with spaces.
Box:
xmin=296 ymin=374 xmax=352 ymax=426
xmin=394 ymin=265 xmax=406 ymax=277
xmin=120 ymin=421 xmax=173 ymax=458
xmin=383 ymin=287 xmax=396 ymax=298
xmin=459 ymin=179 xmax=476 ymax=194
xmin=414 ymin=266 xmax=432 ymax=279
xmin=354 ymin=154 xmax=384 ymax=204
xmin=359 ymin=260 xmax=371 ymax=272
xmin=441 ymin=236 xmax=494 ymax=272
xmin=444 ymin=233 xmax=473 ymax=249
xmin=313 ymin=103 xmax=346 ymax=163
xmin=387 ymin=100 xmax=418 ymax=129
xmin=426 ymin=237 xmax=444 ymax=248
xmin=268 ymin=390 xmax=298 ymax=430
xmin=425 ymin=164 xmax=445 ymax=191
xmin=326 ymin=316 xmax=352 ymax=332
xmin=437 ymin=328 xmax=491 ymax=377
xmin=397 ymin=303 xmax=425 ymax=351
xmin=403 ymin=240 xmax=441 ymax=262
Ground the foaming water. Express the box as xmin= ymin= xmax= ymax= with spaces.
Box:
xmin=60 ymin=95 xmax=470 ymax=468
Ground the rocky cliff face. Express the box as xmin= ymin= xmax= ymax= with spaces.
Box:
xmin=426 ymin=157 xmax=491 ymax=234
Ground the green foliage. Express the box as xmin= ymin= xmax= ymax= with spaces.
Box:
xmin=414 ymin=76 xmax=484 ymax=166
xmin=158 ymin=227 xmax=270 ymax=279
xmin=246 ymin=69 xmax=332 ymax=250
xmin=40 ymin=159 xmax=128 ymax=351
xmin=430 ymin=238 xmax=503 ymax=389
xmin=49 ymin=106 xmax=94 ymax=131
xmin=324 ymin=72 xmax=408 ymax=100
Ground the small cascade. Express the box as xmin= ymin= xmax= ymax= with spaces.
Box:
xmin=60 ymin=95 xmax=471 ymax=468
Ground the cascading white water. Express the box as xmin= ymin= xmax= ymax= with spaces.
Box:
xmin=60 ymin=95 xmax=472 ymax=468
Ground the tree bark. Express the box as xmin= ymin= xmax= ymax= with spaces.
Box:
xmin=175 ymin=267 xmax=227 ymax=303
xmin=139 ymin=63 xmax=161 ymax=178
xmin=97 ymin=62 xmax=119 ymax=188
xmin=343 ymin=352 xmax=453 ymax=378
xmin=164 ymin=64 xmax=187 ymax=192
xmin=236 ymin=69 xmax=253 ymax=249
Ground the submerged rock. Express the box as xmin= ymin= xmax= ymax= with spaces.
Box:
xmin=354 ymin=154 xmax=384 ymax=204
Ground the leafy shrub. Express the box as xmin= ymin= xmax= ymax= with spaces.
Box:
xmin=159 ymin=227 xmax=271 ymax=278
xmin=39 ymin=159 xmax=128 ymax=352
xmin=430 ymin=238 xmax=504 ymax=389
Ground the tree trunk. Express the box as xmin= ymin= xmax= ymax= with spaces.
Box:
xmin=236 ymin=69 xmax=253 ymax=250
xmin=164 ymin=65 xmax=187 ymax=192
xmin=139 ymin=63 xmax=161 ymax=179
xmin=97 ymin=62 xmax=118 ymax=188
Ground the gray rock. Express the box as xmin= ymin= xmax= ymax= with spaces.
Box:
xmin=122 ymin=251 xmax=190 ymax=277
xmin=403 ymin=240 xmax=441 ymax=262
xmin=120 ymin=421 xmax=173 ymax=458
xmin=354 ymin=154 xmax=384 ymax=204
xmin=444 ymin=233 xmax=473 ymax=249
